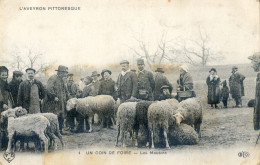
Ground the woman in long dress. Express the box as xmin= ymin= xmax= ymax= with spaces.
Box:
xmin=206 ymin=68 xmax=221 ymax=108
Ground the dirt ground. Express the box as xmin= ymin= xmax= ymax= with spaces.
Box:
xmin=61 ymin=105 xmax=259 ymax=151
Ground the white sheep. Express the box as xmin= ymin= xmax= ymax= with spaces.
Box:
xmin=2 ymin=110 xmax=50 ymax=153
xmin=148 ymin=98 xmax=179 ymax=149
xmin=66 ymin=95 xmax=115 ymax=132
xmin=173 ymin=98 xmax=203 ymax=136
xmin=168 ymin=123 xmax=199 ymax=145
xmin=115 ymin=102 xmax=137 ymax=147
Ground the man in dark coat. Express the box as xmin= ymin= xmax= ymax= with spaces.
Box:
xmin=9 ymin=71 xmax=23 ymax=107
xmin=90 ymin=71 xmax=100 ymax=96
xmin=116 ymin=60 xmax=138 ymax=103
xmin=154 ymin=67 xmax=172 ymax=101
xmin=43 ymin=65 xmax=71 ymax=133
xmin=17 ymin=68 xmax=45 ymax=113
xmin=0 ymin=66 xmax=14 ymax=112
xmin=229 ymin=66 xmax=245 ymax=107
xmin=98 ymin=69 xmax=117 ymax=99
xmin=136 ymin=59 xmax=155 ymax=101
xmin=177 ymin=64 xmax=194 ymax=91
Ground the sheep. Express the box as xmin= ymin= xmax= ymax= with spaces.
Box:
xmin=148 ymin=98 xmax=179 ymax=149
xmin=134 ymin=101 xmax=153 ymax=147
xmin=173 ymin=98 xmax=203 ymax=136
xmin=2 ymin=110 xmax=50 ymax=153
xmin=66 ymin=95 xmax=115 ymax=132
xmin=115 ymin=102 xmax=137 ymax=147
xmin=168 ymin=123 xmax=199 ymax=145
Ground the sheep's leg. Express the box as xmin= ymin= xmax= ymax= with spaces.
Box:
xmin=115 ymin=125 xmax=120 ymax=147
xmin=163 ymin=130 xmax=170 ymax=149
xmin=134 ymin=128 xmax=139 ymax=148
xmin=88 ymin=117 xmax=93 ymax=133
xmin=151 ymin=129 xmax=155 ymax=149
xmin=39 ymin=134 xmax=48 ymax=153
xmin=145 ymin=127 xmax=150 ymax=148
xmin=6 ymin=133 xmax=14 ymax=153
xmin=122 ymin=131 xmax=126 ymax=148
xmin=111 ymin=117 xmax=115 ymax=128
xmin=55 ymin=131 xmax=64 ymax=149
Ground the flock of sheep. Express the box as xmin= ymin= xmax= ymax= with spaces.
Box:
xmin=0 ymin=95 xmax=203 ymax=153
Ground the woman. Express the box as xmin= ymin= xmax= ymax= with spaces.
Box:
xmin=206 ymin=68 xmax=221 ymax=108
xmin=0 ymin=66 xmax=14 ymax=112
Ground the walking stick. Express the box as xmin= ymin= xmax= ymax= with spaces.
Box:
xmin=256 ymin=132 xmax=260 ymax=145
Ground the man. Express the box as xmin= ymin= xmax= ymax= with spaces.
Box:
xmin=154 ymin=67 xmax=172 ymax=101
xmin=158 ymin=85 xmax=174 ymax=101
xmin=43 ymin=65 xmax=71 ymax=134
xmin=116 ymin=60 xmax=138 ymax=103
xmin=9 ymin=71 xmax=23 ymax=107
xmin=229 ymin=66 xmax=245 ymax=107
xmin=136 ymin=58 xmax=155 ymax=100
xmin=90 ymin=71 xmax=100 ymax=96
xmin=98 ymin=69 xmax=117 ymax=99
xmin=17 ymin=68 xmax=45 ymax=113
xmin=82 ymin=76 xmax=95 ymax=98
xmin=66 ymin=73 xmax=80 ymax=132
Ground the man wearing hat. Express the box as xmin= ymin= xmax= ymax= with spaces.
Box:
xmin=9 ymin=71 xmax=23 ymax=107
xmin=17 ymin=68 xmax=45 ymax=114
xmin=116 ymin=60 xmax=138 ymax=103
xmin=229 ymin=66 xmax=245 ymax=107
xmin=136 ymin=58 xmax=155 ymax=100
xmin=158 ymin=85 xmax=173 ymax=101
xmin=90 ymin=71 xmax=100 ymax=96
xmin=43 ymin=65 xmax=71 ymax=134
xmin=154 ymin=67 xmax=172 ymax=101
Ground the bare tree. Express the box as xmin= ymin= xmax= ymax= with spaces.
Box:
xmin=175 ymin=27 xmax=222 ymax=66
xmin=129 ymin=31 xmax=178 ymax=70
xmin=9 ymin=48 xmax=48 ymax=75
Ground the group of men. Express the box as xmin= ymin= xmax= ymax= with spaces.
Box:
xmin=3 ymin=58 xmax=193 ymax=135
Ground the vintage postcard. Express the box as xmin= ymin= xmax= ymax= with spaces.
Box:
xmin=0 ymin=0 xmax=259 ymax=164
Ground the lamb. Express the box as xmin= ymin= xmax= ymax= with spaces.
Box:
xmin=168 ymin=123 xmax=199 ymax=145
xmin=2 ymin=109 xmax=50 ymax=153
xmin=148 ymin=98 xmax=179 ymax=149
xmin=66 ymin=95 xmax=115 ymax=132
xmin=173 ymin=98 xmax=203 ymax=135
xmin=115 ymin=102 xmax=137 ymax=147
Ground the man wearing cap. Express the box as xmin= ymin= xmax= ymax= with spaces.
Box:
xmin=99 ymin=69 xmax=117 ymax=99
xmin=9 ymin=71 xmax=23 ymax=107
xmin=90 ymin=71 xmax=100 ymax=96
xmin=229 ymin=66 xmax=245 ymax=107
xmin=154 ymin=67 xmax=172 ymax=101
xmin=17 ymin=68 xmax=45 ymax=113
xmin=43 ymin=65 xmax=71 ymax=133
xmin=177 ymin=64 xmax=194 ymax=91
xmin=136 ymin=58 xmax=155 ymax=100
xmin=116 ymin=60 xmax=138 ymax=103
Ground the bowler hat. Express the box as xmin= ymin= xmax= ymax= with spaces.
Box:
xmin=160 ymin=85 xmax=172 ymax=93
xmin=101 ymin=69 xmax=112 ymax=76
xmin=137 ymin=58 xmax=144 ymax=65
xmin=25 ymin=68 xmax=36 ymax=73
xmin=155 ymin=68 xmax=164 ymax=73
xmin=120 ymin=60 xmax=129 ymax=65
xmin=209 ymin=68 xmax=217 ymax=73
xmin=0 ymin=66 xmax=8 ymax=73
xmin=91 ymin=71 xmax=100 ymax=77
xmin=13 ymin=71 xmax=23 ymax=76
xmin=55 ymin=65 xmax=68 ymax=72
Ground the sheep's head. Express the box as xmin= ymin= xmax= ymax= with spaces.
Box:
xmin=173 ymin=112 xmax=184 ymax=126
xmin=1 ymin=108 xmax=17 ymax=121
xmin=66 ymin=98 xmax=77 ymax=111
xmin=15 ymin=107 xmax=27 ymax=117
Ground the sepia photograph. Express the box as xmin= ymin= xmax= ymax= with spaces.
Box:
xmin=0 ymin=0 xmax=259 ymax=164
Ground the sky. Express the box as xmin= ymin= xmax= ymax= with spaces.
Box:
xmin=0 ymin=0 xmax=259 ymax=68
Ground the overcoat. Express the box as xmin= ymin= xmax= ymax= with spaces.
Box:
xmin=206 ymin=75 xmax=221 ymax=104
xmin=98 ymin=78 xmax=117 ymax=99
xmin=177 ymin=72 xmax=194 ymax=91
xmin=116 ymin=71 xmax=138 ymax=103
xmin=17 ymin=79 xmax=45 ymax=112
xmin=136 ymin=70 xmax=155 ymax=100
xmin=9 ymin=79 xmax=22 ymax=107
xmin=0 ymin=79 xmax=14 ymax=112
xmin=229 ymin=72 xmax=245 ymax=98
xmin=43 ymin=75 xmax=70 ymax=118
xmin=254 ymin=73 xmax=260 ymax=130
xmin=154 ymin=73 xmax=172 ymax=101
